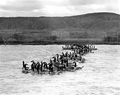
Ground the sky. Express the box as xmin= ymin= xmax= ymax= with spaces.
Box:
xmin=0 ymin=0 xmax=119 ymax=17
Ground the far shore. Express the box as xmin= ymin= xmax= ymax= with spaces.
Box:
xmin=0 ymin=41 xmax=120 ymax=45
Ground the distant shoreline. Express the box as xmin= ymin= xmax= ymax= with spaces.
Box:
xmin=0 ymin=41 xmax=120 ymax=45
xmin=0 ymin=12 xmax=119 ymax=46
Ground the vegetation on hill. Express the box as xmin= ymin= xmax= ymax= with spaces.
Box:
xmin=0 ymin=12 xmax=120 ymax=44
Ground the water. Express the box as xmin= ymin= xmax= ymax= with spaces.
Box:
xmin=0 ymin=45 xmax=120 ymax=95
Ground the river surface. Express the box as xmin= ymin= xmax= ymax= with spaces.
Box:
xmin=0 ymin=45 xmax=120 ymax=95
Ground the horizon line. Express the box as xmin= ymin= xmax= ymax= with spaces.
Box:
xmin=0 ymin=12 xmax=119 ymax=18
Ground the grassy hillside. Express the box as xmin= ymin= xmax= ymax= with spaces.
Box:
xmin=0 ymin=12 xmax=120 ymax=44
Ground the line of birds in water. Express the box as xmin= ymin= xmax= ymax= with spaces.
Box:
xmin=22 ymin=44 xmax=97 ymax=75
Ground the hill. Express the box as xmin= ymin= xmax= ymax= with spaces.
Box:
xmin=0 ymin=12 xmax=120 ymax=44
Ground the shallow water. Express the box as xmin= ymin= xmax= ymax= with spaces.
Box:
xmin=0 ymin=45 xmax=120 ymax=95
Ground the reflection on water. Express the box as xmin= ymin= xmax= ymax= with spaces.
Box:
xmin=0 ymin=45 xmax=120 ymax=95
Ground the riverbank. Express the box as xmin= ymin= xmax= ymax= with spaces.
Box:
xmin=0 ymin=41 xmax=120 ymax=45
xmin=0 ymin=12 xmax=120 ymax=46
